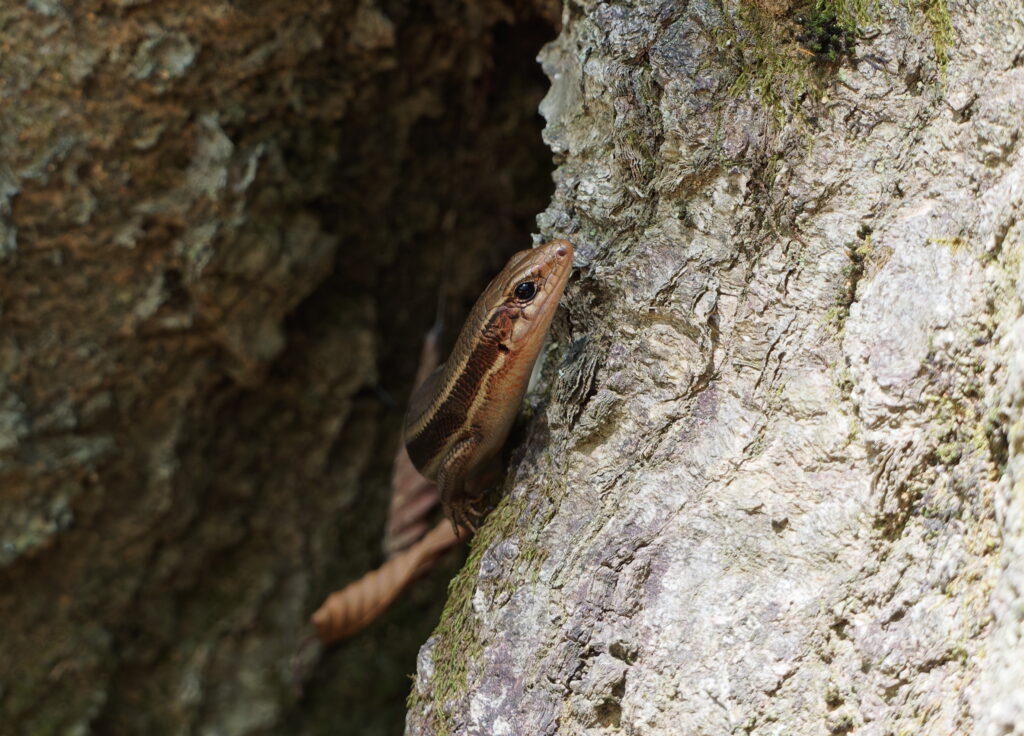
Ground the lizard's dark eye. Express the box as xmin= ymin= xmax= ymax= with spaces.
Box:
xmin=514 ymin=281 xmax=536 ymax=301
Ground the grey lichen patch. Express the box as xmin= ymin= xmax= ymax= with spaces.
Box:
xmin=872 ymin=335 xmax=1001 ymax=539
xmin=0 ymin=164 xmax=19 ymax=256
xmin=25 ymin=0 xmax=62 ymax=16
xmin=130 ymin=31 xmax=198 ymax=81
xmin=0 ymin=487 xmax=74 ymax=567
xmin=0 ymin=400 xmax=29 ymax=454
xmin=864 ymin=315 xmax=999 ymax=540
xmin=184 ymin=115 xmax=233 ymax=200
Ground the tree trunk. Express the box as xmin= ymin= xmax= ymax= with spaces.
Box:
xmin=407 ymin=0 xmax=1024 ymax=734
xmin=0 ymin=1 xmax=556 ymax=734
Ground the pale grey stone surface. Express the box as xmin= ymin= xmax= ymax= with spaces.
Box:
xmin=408 ymin=0 xmax=1024 ymax=733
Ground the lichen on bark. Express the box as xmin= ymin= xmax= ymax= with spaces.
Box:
xmin=406 ymin=0 xmax=1024 ymax=734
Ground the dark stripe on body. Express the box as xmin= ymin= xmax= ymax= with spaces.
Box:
xmin=405 ymin=315 xmax=509 ymax=477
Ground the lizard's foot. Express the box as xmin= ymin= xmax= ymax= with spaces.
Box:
xmin=451 ymin=499 xmax=485 ymax=539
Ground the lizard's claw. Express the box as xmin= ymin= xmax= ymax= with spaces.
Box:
xmin=451 ymin=500 xmax=484 ymax=539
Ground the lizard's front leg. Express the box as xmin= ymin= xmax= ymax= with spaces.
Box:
xmin=436 ymin=431 xmax=483 ymax=537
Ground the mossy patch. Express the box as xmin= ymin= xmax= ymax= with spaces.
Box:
xmin=715 ymin=0 xmax=955 ymax=124
xmin=929 ymin=235 xmax=968 ymax=254
xmin=407 ymin=491 xmax=534 ymax=736
xmin=823 ymin=232 xmax=873 ymax=334
xmin=714 ymin=0 xmax=871 ymax=125
xmin=909 ymin=0 xmax=954 ymax=67
xmin=796 ymin=0 xmax=873 ymax=61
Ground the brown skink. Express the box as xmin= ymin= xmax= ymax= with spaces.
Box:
xmin=403 ymin=239 xmax=574 ymax=531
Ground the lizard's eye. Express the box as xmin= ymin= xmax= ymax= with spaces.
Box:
xmin=514 ymin=281 xmax=537 ymax=301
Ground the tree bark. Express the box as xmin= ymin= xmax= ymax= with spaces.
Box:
xmin=407 ymin=0 xmax=1024 ymax=734
xmin=0 ymin=1 xmax=556 ymax=734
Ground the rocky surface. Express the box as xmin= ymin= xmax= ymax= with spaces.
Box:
xmin=407 ymin=0 xmax=1024 ymax=734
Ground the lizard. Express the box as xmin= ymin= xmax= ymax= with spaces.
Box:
xmin=403 ymin=238 xmax=574 ymax=533
xmin=309 ymin=239 xmax=573 ymax=644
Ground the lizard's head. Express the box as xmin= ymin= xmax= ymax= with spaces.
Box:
xmin=494 ymin=239 xmax=574 ymax=333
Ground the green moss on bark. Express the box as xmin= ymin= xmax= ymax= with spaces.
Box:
xmin=715 ymin=0 xmax=955 ymax=123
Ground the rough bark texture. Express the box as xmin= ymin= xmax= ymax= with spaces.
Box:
xmin=0 ymin=1 xmax=556 ymax=734
xmin=407 ymin=0 xmax=1024 ymax=734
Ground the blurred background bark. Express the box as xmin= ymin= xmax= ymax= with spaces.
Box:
xmin=0 ymin=1 xmax=559 ymax=733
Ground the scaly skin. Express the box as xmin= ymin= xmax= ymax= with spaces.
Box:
xmin=403 ymin=240 xmax=574 ymax=531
